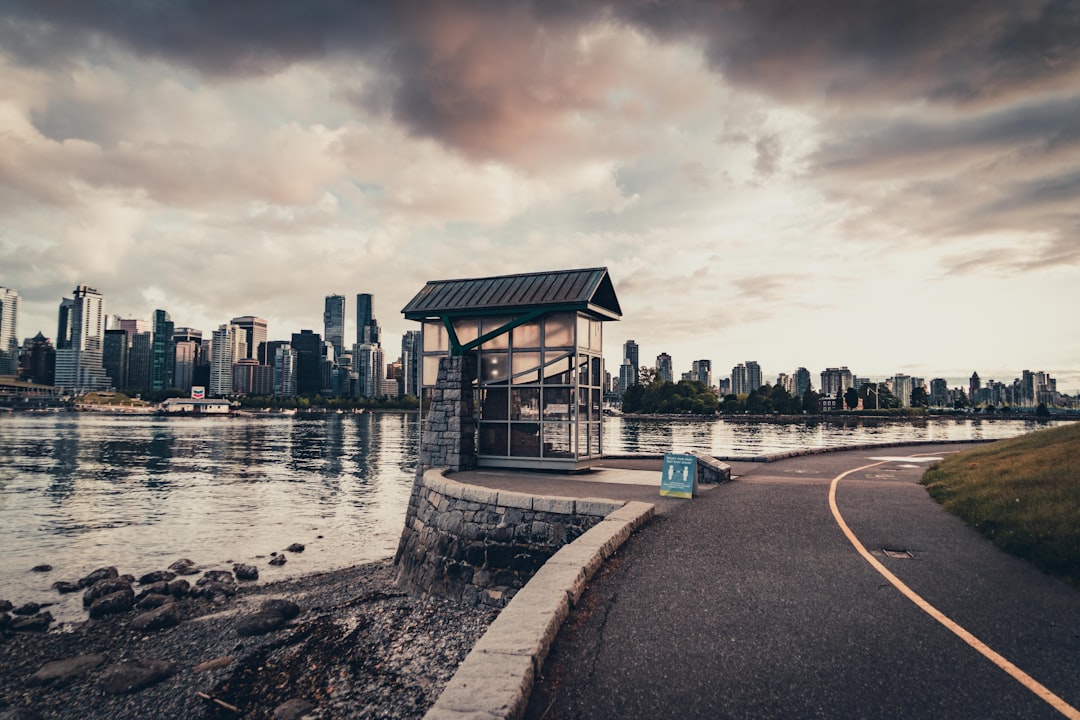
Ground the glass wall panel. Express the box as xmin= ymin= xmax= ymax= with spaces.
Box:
xmin=589 ymin=423 xmax=601 ymax=456
xmin=591 ymin=388 xmax=601 ymax=416
xmin=453 ymin=319 xmax=479 ymax=347
xmin=423 ymin=322 xmax=448 ymax=352
xmin=544 ymin=313 xmax=573 ymax=348
xmin=590 ymin=320 xmax=602 ymax=351
xmin=511 ymin=388 xmax=540 ymax=420
xmin=543 ymin=422 xmax=572 ymax=458
xmin=542 ymin=388 xmax=572 ymax=420
xmin=511 ymin=352 xmax=541 ymax=384
xmin=577 ymin=423 xmax=589 ymax=459
xmin=510 ymin=423 xmax=541 ymax=457
xmin=591 ymin=357 xmax=602 ymax=387
xmin=543 ymin=353 xmax=573 ymax=385
xmin=577 ymin=356 xmax=590 ymax=387
xmin=422 ymin=356 xmax=442 ymax=387
xmin=481 ymin=317 xmax=511 ymax=349
xmin=577 ymin=386 xmax=589 ymax=420
xmin=479 ymin=387 xmax=509 ymax=420
xmin=480 ymin=352 xmax=509 ymax=384
xmin=479 ymin=423 xmax=508 ymax=456
xmin=512 ymin=320 xmax=542 ymax=349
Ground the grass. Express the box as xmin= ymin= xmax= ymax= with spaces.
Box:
xmin=922 ymin=422 xmax=1080 ymax=589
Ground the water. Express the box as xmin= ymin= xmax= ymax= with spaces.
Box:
xmin=0 ymin=411 xmax=1060 ymax=622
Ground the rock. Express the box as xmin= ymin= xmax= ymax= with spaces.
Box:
xmin=0 ymin=599 xmax=12 ymax=612
xmin=167 ymin=579 xmax=190 ymax=597
xmin=197 ymin=570 xmax=235 ymax=586
xmin=88 ymin=587 xmax=135 ymax=618
xmin=31 ymin=564 xmax=52 ymax=572
xmin=233 ymin=563 xmax=259 ymax=581
xmin=27 ymin=653 xmax=106 ymax=686
xmin=260 ymin=599 xmax=301 ymax=620
xmin=193 ymin=655 xmax=234 ymax=673
xmin=130 ymin=603 xmax=181 ymax=632
xmin=11 ymin=612 xmax=54 ymax=632
xmin=167 ymin=558 xmax=199 ymax=575
xmin=135 ymin=581 xmax=171 ymax=601
xmin=0 ymin=708 xmax=45 ymax=720
xmin=138 ymin=570 xmax=176 ymax=585
xmin=0 ymin=612 xmax=10 ymax=628
xmin=13 ymin=603 xmax=45 ymax=616
xmin=273 ymin=698 xmax=316 ymax=719
xmin=100 ymin=659 xmax=177 ymax=694
xmin=83 ymin=578 xmax=132 ymax=607
xmin=236 ymin=610 xmax=287 ymax=637
xmin=136 ymin=593 xmax=172 ymax=610
xmin=268 ymin=554 xmax=287 ymax=566
xmin=78 ymin=566 xmax=118 ymax=588
xmin=52 ymin=580 xmax=80 ymax=594
xmin=119 ymin=574 xmax=136 ymax=583
xmin=285 ymin=543 xmax=305 ymax=553
xmin=196 ymin=581 xmax=235 ymax=600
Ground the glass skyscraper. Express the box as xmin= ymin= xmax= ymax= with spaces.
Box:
xmin=0 ymin=287 xmax=18 ymax=376
xmin=53 ymin=285 xmax=111 ymax=392
xmin=324 ymin=294 xmax=346 ymax=359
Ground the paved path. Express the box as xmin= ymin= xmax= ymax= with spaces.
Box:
xmin=518 ymin=444 xmax=1080 ymax=719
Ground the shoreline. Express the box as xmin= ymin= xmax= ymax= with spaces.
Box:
xmin=0 ymin=558 xmax=497 ymax=720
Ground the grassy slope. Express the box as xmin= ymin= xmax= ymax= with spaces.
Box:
xmin=922 ymin=422 xmax=1080 ymax=588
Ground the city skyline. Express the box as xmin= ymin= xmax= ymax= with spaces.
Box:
xmin=1 ymin=3 xmax=1078 ymax=391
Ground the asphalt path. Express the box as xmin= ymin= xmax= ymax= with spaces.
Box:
xmin=524 ymin=444 xmax=1080 ymax=719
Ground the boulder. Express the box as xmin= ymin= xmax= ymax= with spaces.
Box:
xmin=233 ymin=563 xmax=259 ymax=581
xmin=167 ymin=579 xmax=190 ymax=597
xmin=273 ymin=698 xmax=316 ymax=720
xmin=78 ymin=566 xmax=118 ymax=588
xmin=13 ymin=603 xmax=44 ymax=616
xmin=136 ymin=593 xmax=172 ymax=610
xmin=268 ymin=554 xmax=287 ymax=566
xmin=130 ymin=604 xmax=181 ymax=632
xmin=236 ymin=610 xmax=287 ymax=637
xmin=31 ymin=564 xmax=52 ymax=573
xmin=11 ymin=612 xmax=54 ymax=632
xmin=88 ymin=588 xmax=135 ymax=618
xmin=0 ymin=600 xmax=12 ymax=612
xmin=260 ymin=599 xmax=300 ymax=620
xmin=135 ymin=581 xmax=171 ymax=601
xmin=198 ymin=570 xmax=235 ymax=586
xmin=83 ymin=578 xmax=132 ymax=608
xmin=285 ymin=543 xmax=305 ymax=553
xmin=0 ymin=708 xmax=45 ymax=720
xmin=0 ymin=612 xmax=10 ymax=628
xmin=52 ymin=581 xmax=80 ymax=594
xmin=27 ymin=653 xmax=106 ymax=686
xmin=167 ymin=558 xmax=199 ymax=575
xmin=138 ymin=570 xmax=176 ymax=585
xmin=196 ymin=581 xmax=235 ymax=600
xmin=100 ymin=659 xmax=177 ymax=694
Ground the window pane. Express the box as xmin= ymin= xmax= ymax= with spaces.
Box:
xmin=421 ymin=387 xmax=435 ymax=413
xmin=577 ymin=386 xmax=589 ymax=420
xmin=590 ymin=320 xmax=602 ymax=351
xmin=481 ymin=316 xmax=511 ymax=349
xmin=591 ymin=357 xmax=602 ymax=387
xmin=543 ymin=353 xmax=573 ymax=385
xmin=591 ymin=388 xmax=601 ymax=416
xmin=577 ymin=423 xmax=589 ymax=459
xmin=544 ymin=313 xmax=573 ymax=348
xmin=512 ymin=320 xmax=542 ymax=349
xmin=577 ymin=356 xmax=590 ymax=387
xmin=480 ymin=352 xmax=509 ymax=384
xmin=480 ymin=387 xmax=509 ymax=420
xmin=510 ymin=423 xmax=541 ymax=457
xmin=453 ymin=319 xmax=479 ymax=348
xmin=423 ymin=322 xmax=448 ymax=352
xmin=422 ymin=356 xmax=442 ymax=387
xmin=542 ymin=388 xmax=572 ymax=420
xmin=577 ymin=315 xmax=590 ymax=349
xmin=511 ymin=351 xmax=541 ymax=384
xmin=479 ymin=423 xmax=508 ymax=456
xmin=590 ymin=422 xmax=601 ymax=456
xmin=511 ymin=388 xmax=540 ymax=420
xmin=543 ymin=422 xmax=572 ymax=458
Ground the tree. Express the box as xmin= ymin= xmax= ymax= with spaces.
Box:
xmin=621 ymin=383 xmax=645 ymax=413
xmin=910 ymin=386 xmax=928 ymax=408
xmin=844 ymin=386 xmax=860 ymax=410
xmin=953 ymin=390 xmax=970 ymax=410
xmin=802 ymin=389 xmax=820 ymax=414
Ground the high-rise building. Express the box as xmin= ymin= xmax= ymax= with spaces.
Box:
xmin=893 ymin=374 xmax=914 ymax=408
xmin=623 ymin=340 xmax=639 ymax=382
xmin=0 ymin=287 xmax=19 ymax=376
xmin=103 ymin=329 xmax=129 ymax=389
xmin=172 ymin=328 xmax=203 ymax=392
xmin=691 ymin=359 xmax=712 ymax=388
xmin=292 ymin=330 xmax=324 ymax=394
xmin=401 ymin=330 xmax=422 ymax=398
xmin=56 ymin=298 xmax=74 ymax=350
xmin=353 ymin=342 xmax=384 ymax=398
xmin=930 ymin=378 xmax=949 ymax=407
xmin=820 ymin=367 xmax=854 ymax=398
xmin=25 ymin=332 xmax=55 ymax=385
xmin=53 ymin=285 xmax=111 ymax=392
xmin=795 ymin=367 xmax=812 ymax=397
xmin=151 ymin=309 xmax=175 ymax=391
xmin=745 ymin=361 xmax=762 ymax=392
xmin=731 ymin=363 xmax=748 ymax=395
xmin=233 ymin=359 xmax=274 ymax=396
xmin=210 ymin=323 xmax=245 ymax=396
xmin=127 ymin=332 xmax=153 ymax=391
xmin=656 ymin=353 xmax=673 ymax=383
xmin=270 ymin=342 xmax=297 ymax=397
xmin=969 ymin=372 xmax=981 ymax=406
xmin=230 ymin=316 xmax=266 ymax=362
xmin=356 ymin=293 xmax=380 ymax=345
xmin=324 ymin=295 xmax=346 ymax=358
xmin=618 ymin=358 xmax=636 ymax=397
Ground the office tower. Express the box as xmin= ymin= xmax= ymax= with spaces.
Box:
xmin=230 ymin=316 xmax=266 ymax=362
xmin=272 ymin=343 xmax=297 ymax=397
xmin=53 ymin=285 xmax=111 ymax=392
xmin=210 ymin=323 xmax=245 ymax=396
xmin=117 ymin=318 xmax=150 ymax=337
xmin=26 ymin=332 xmax=55 ymax=385
xmin=893 ymin=374 xmax=913 ymax=408
xmin=623 ymin=340 xmax=639 ymax=381
xmin=291 ymin=330 xmax=324 ymax=394
xmin=745 ymin=361 xmax=762 ymax=392
xmin=618 ymin=358 xmax=636 ymax=397
xmin=820 ymin=367 xmax=854 ymax=398
xmin=656 ymin=353 xmax=673 ymax=383
xmin=401 ymin=330 xmax=422 ymax=398
xmin=777 ymin=373 xmax=793 ymax=394
xmin=173 ymin=339 xmax=196 ymax=391
xmin=324 ymin=295 xmax=346 ymax=359
xmin=353 ymin=342 xmax=384 ymax=398
xmin=969 ymin=372 xmax=981 ymax=406
xmin=356 ymin=293 xmax=380 ymax=345
xmin=56 ymin=298 xmax=74 ymax=350
xmin=127 ymin=332 xmax=153 ymax=391
xmin=233 ymin=359 xmax=273 ymax=396
xmin=0 ymin=287 xmax=18 ymax=375
xmin=930 ymin=378 xmax=948 ymax=407
xmin=731 ymin=363 xmax=748 ymax=395
xmin=691 ymin=359 xmax=712 ymax=388
xmin=151 ymin=309 xmax=175 ymax=391
xmin=794 ymin=367 xmax=812 ymax=397
xmin=103 ymin=329 xmax=129 ymax=389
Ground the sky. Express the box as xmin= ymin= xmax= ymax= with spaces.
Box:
xmin=1 ymin=0 xmax=1078 ymax=392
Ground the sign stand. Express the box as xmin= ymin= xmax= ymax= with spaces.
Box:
xmin=660 ymin=453 xmax=697 ymax=498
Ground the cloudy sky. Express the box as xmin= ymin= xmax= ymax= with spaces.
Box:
xmin=2 ymin=0 xmax=1078 ymax=391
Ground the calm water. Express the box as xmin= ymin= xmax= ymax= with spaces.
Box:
xmin=0 ymin=411 xmax=1059 ymax=622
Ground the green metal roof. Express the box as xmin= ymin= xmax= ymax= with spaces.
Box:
xmin=401 ymin=267 xmax=622 ymax=321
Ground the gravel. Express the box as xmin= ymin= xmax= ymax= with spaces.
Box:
xmin=0 ymin=559 xmax=497 ymax=719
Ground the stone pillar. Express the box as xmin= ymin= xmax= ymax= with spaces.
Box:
xmin=416 ymin=355 xmax=476 ymax=475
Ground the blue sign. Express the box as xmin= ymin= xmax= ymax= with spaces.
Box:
xmin=660 ymin=453 xmax=697 ymax=499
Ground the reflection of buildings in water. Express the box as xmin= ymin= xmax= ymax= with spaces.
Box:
xmin=46 ymin=431 xmax=80 ymax=503
xmin=320 ymin=415 xmax=345 ymax=480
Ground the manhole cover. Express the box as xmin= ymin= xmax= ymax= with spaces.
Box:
xmin=881 ymin=548 xmax=915 ymax=559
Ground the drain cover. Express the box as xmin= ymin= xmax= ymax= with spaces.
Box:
xmin=881 ymin=548 xmax=915 ymax=559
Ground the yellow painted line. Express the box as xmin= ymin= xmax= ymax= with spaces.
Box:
xmin=829 ymin=460 xmax=1080 ymax=720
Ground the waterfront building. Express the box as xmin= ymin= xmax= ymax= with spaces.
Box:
xmin=401 ymin=330 xmax=422 ymax=398
xmin=969 ymin=372 xmax=981 ymax=406
xmin=152 ymin=309 xmax=175 ymax=391
xmin=795 ymin=367 xmax=812 ymax=397
xmin=893 ymin=374 xmax=913 ymax=408
xmin=102 ymin=329 xmax=129 ymax=389
xmin=271 ymin=342 xmax=297 ymax=398
xmin=53 ymin=285 xmax=111 ymax=392
xmin=210 ymin=323 xmax=245 ymax=396
xmin=403 ymin=267 xmax=621 ymax=471
xmin=820 ymin=367 xmax=854 ymax=398
xmin=127 ymin=332 xmax=153 ymax=391
xmin=623 ymin=339 xmax=639 ymax=381
xmin=230 ymin=316 xmax=267 ymax=362
xmin=656 ymin=353 xmax=673 ymax=383
xmin=173 ymin=339 xmax=196 ymax=391
xmin=691 ymin=359 xmax=712 ymax=388
xmin=731 ymin=363 xmax=748 ymax=395
xmin=291 ymin=330 xmax=324 ymax=394
xmin=233 ymin=359 xmax=273 ymax=396
xmin=745 ymin=360 xmax=762 ymax=392
xmin=0 ymin=287 xmax=18 ymax=376
xmin=356 ymin=293 xmax=380 ymax=345
xmin=23 ymin=333 xmax=55 ymax=385
xmin=353 ymin=342 xmax=384 ymax=398
xmin=618 ymin=359 xmax=636 ymax=398
xmin=777 ymin=373 xmax=793 ymax=394
xmin=56 ymin=298 xmax=74 ymax=350
xmin=930 ymin=378 xmax=948 ymax=407
xmin=324 ymin=294 xmax=346 ymax=358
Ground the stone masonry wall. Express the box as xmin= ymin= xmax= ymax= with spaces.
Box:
xmin=417 ymin=355 xmax=477 ymax=475
xmin=394 ymin=469 xmax=623 ymax=607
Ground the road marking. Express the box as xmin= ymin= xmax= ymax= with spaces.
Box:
xmin=829 ymin=459 xmax=1080 ymax=720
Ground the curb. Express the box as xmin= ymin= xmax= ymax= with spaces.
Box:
xmin=424 ymin=496 xmax=655 ymax=719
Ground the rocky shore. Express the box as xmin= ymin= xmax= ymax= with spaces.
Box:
xmin=0 ymin=558 xmax=497 ymax=719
